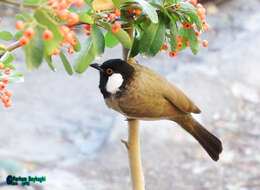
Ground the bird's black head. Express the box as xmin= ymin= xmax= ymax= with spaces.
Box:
xmin=90 ymin=59 xmax=135 ymax=98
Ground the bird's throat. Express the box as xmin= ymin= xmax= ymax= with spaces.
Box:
xmin=106 ymin=73 xmax=124 ymax=94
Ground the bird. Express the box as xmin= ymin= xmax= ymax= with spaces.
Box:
xmin=90 ymin=59 xmax=222 ymax=161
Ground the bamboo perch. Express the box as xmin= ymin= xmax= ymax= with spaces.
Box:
xmin=124 ymin=119 xmax=145 ymax=190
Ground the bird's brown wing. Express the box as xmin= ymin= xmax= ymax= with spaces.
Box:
xmin=163 ymin=81 xmax=201 ymax=114
xmin=134 ymin=63 xmax=201 ymax=114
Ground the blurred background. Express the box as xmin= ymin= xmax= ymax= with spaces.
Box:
xmin=0 ymin=0 xmax=260 ymax=189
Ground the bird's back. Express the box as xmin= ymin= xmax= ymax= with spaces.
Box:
xmin=113 ymin=63 xmax=200 ymax=120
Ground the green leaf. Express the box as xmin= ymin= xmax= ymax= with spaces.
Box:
xmin=112 ymin=0 xmax=126 ymax=7
xmin=0 ymin=31 xmax=13 ymax=41
xmin=78 ymin=12 xmax=94 ymax=24
xmin=34 ymin=10 xmax=63 ymax=55
xmin=59 ymin=52 xmax=73 ymax=75
xmin=176 ymin=27 xmax=188 ymax=51
xmin=73 ymin=37 xmax=81 ymax=52
xmin=105 ymin=32 xmax=119 ymax=48
xmin=179 ymin=2 xmax=196 ymax=11
xmin=16 ymin=14 xmax=26 ymax=21
xmin=25 ymin=27 xmax=44 ymax=70
xmin=129 ymin=36 xmax=140 ymax=57
xmin=139 ymin=21 xmax=158 ymax=53
xmin=169 ymin=22 xmax=178 ymax=52
xmin=91 ymin=25 xmax=105 ymax=57
xmin=187 ymin=28 xmax=200 ymax=54
xmin=74 ymin=37 xmax=95 ymax=73
xmin=0 ymin=72 xmax=24 ymax=84
xmin=44 ymin=55 xmax=56 ymax=72
xmin=84 ymin=0 xmax=94 ymax=7
xmin=0 ymin=51 xmax=14 ymax=65
xmin=134 ymin=0 xmax=158 ymax=23
xmin=100 ymin=22 xmax=131 ymax=49
xmin=146 ymin=16 xmax=166 ymax=56
xmin=14 ymin=31 xmax=23 ymax=39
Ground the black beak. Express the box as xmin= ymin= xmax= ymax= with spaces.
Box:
xmin=90 ymin=63 xmax=104 ymax=72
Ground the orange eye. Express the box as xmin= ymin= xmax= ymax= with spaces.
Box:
xmin=106 ymin=68 xmax=113 ymax=75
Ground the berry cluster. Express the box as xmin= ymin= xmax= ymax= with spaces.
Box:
xmin=59 ymin=25 xmax=77 ymax=55
xmin=0 ymin=63 xmax=12 ymax=108
xmin=16 ymin=0 xmax=83 ymax=56
xmin=99 ymin=9 xmax=122 ymax=34
xmin=16 ymin=20 xmax=55 ymax=46
xmin=162 ymin=0 xmax=210 ymax=58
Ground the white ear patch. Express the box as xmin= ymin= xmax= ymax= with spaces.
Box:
xmin=106 ymin=73 xmax=124 ymax=94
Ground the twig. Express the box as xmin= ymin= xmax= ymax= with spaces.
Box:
xmin=0 ymin=0 xmax=39 ymax=9
xmin=0 ymin=41 xmax=21 ymax=57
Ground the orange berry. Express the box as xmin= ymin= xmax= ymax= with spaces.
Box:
xmin=2 ymin=78 xmax=8 ymax=84
xmin=42 ymin=29 xmax=53 ymax=40
xmin=0 ymin=82 xmax=5 ymax=90
xmin=114 ymin=21 xmax=121 ymax=29
xmin=190 ymin=24 xmax=196 ymax=28
xmin=47 ymin=0 xmax=55 ymax=6
xmin=162 ymin=44 xmax=168 ymax=51
xmin=16 ymin=20 xmax=24 ymax=30
xmin=66 ymin=12 xmax=79 ymax=25
xmin=128 ymin=9 xmax=135 ymax=14
xmin=75 ymin=0 xmax=84 ymax=7
xmin=182 ymin=21 xmax=191 ymax=29
xmin=189 ymin=0 xmax=197 ymax=6
xmin=57 ymin=9 xmax=68 ymax=19
xmin=65 ymin=30 xmax=76 ymax=43
xmin=135 ymin=9 xmax=142 ymax=15
xmin=203 ymin=24 xmax=211 ymax=31
xmin=68 ymin=45 xmax=74 ymax=54
xmin=185 ymin=41 xmax=189 ymax=47
xmin=177 ymin=42 xmax=183 ymax=49
xmin=19 ymin=36 xmax=29 ymax=46
xmin=4 ymin=90 xmax=11 ymax=97
xmin=4 ymin=100 xmax=11 ymax=108
xmin=197 ymin=36 xmax=201 ymax=43
xmin=60 ymin=25 xmax=70 ymax=36
xmin=112 ymin=27 xmax=119 ymax=34
xmin=195 ymin=31 xmax=200 ymax=37
xmin=84 ymin=24 xmax=91 ymax=31
xmin=0 ymin=62 xmax=4 ymax=69
xmin=24 ymin=27 xmax=35 ymax=39
xmin=199 ymin=14 xmax=205 ymax=20
xmin=177 ymin=35 xmax=182 ymax=42
xmin=58 ymin=1 xmax=67 ymax=9
xmin=66 ymin=0 xmax=73 ymax=5
xmin=2 ymin=96 xmax=9 ymax=104
xmin=51 ymin=48 xmax=60 ymax=56
xmin=169 ymin=51 xmax=178 ymax=57
xmin=4 ymin=68 xmax=11 ymax=75
xmin=202 ymin=40 xmax=208 ymax=47
xmin=109 ymin=13 xmax=116 ymax=21
xmin=85 ymin=31 xmax=91 ymax=36
xmin=115 ymin=9 xmax=121 ymax=17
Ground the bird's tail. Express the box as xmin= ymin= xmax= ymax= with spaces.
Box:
xmin=175 ymin=115 xmax=223 ymax=161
